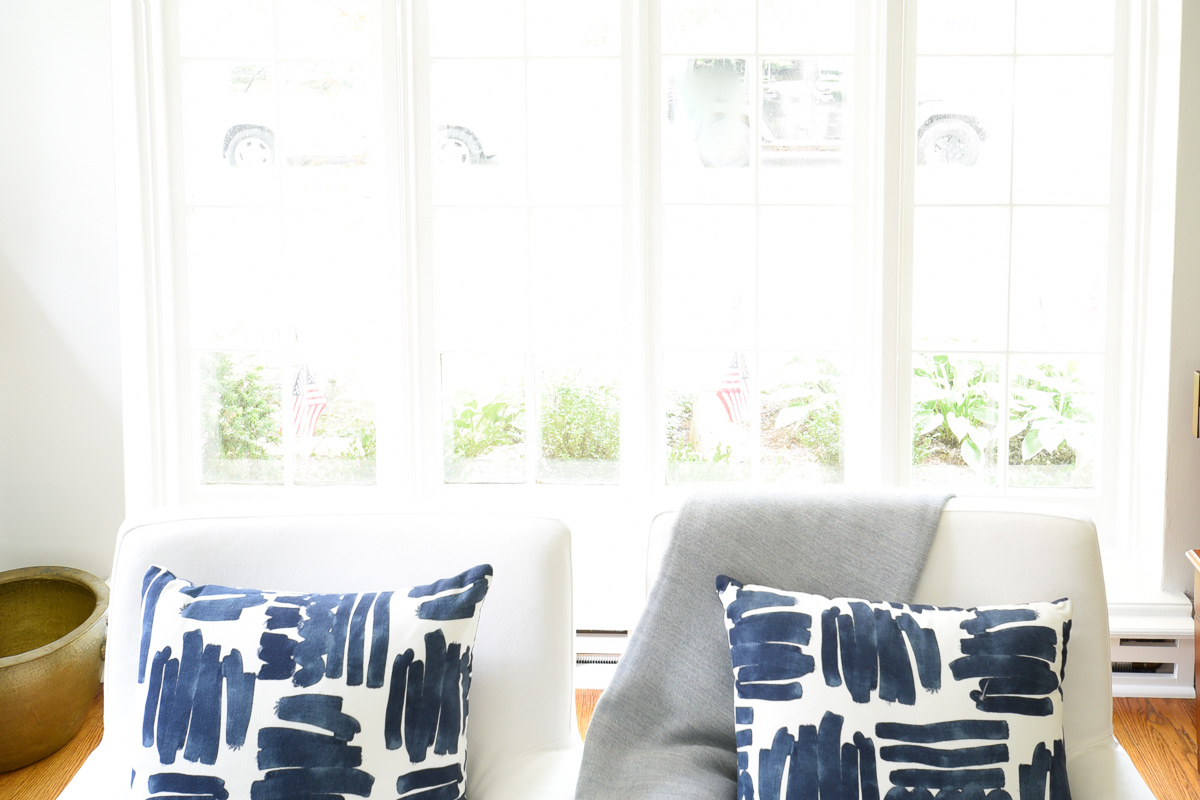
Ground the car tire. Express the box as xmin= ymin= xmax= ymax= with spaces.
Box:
xmin=436 ymin=126 xmax=484 ymax=167
xmin=917 ymin=118 xmax=981 ymax=167
xmin=226 ymin=127 xmax=274 ymax=168
xmin=697 ymin=116 xmax=751 ymax=168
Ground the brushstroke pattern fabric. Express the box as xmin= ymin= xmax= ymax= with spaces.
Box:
xmin=131 ymin=564 xmax=492 ymax=800
xmin=717 ymin=579 xmax=1072 ymax=800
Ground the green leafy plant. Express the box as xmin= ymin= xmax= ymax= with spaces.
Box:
xmin=1009 ymin=363 xmax=1092 ymax=464
xmin=343 ymin=419 xmax=377 ymax=460
xmin=540 ymin=378 xmax=620 ymax=461
xmin=202 ymin=353 xmax=280 ymax=461
xmin=912 ymin=354 xmax=998 ymax=474
xmin=451 ymin=398 xmax=523 ymax=459
xmin=763 ymin=358 xmax=843 ymax=468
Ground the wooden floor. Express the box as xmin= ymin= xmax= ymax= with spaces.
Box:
xmin=0 ymin=689 xmax=1196 ymax=798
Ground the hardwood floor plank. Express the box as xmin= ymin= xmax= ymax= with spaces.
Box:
xmin=1114 ymin=697 xmax=1200 ymax=800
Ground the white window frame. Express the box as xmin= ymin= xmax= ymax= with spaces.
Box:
xmin=112 ymin=0 xmax=1183 ymax=629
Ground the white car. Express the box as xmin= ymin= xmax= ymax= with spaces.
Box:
xmin=222 ymin=123 xmax=493 ymax=167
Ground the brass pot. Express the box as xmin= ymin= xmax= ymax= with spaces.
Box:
xmin=0 ymin=566 xmax=109 ymax=772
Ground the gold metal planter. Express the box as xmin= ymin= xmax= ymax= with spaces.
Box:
xmin=0 ymin=566 xmax=108 ymax=773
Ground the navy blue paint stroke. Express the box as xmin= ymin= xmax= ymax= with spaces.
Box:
xmin=249 ymin=767 xmax=374 ymax=800
xmin=220 ymin=649 xmax=255 ymax=748
xmin=879 ymin=744 xmax=1009 ymax=769
xmin=876 ymin=720 xmax=1010 ymax=743
xmin=728 ymin=610 xmax=812 ymax=648
xmin=968 ymin=693 xmax=1053 ymax=717
xmin=139 ymin=568 xmax=176 ymax=683
xmin=817 ymin=711 xmax=843 ymax=800
xmin=821 ymin=608 xmax=842 ymax=689
xmin=156 ymin=629 xmax=204 ymax=764
xmin=147 ymin=772 xmax=229 ymax=800
xmin=288 ymin=593 xmax=339 ymax=688
xmin=886 ymin=768 xmax=1006 ymax=790
xmin=958 ymin=626 xmax=1057 ymax=661
xmin=836 ymin=602 xmax=880 ymax=704
xmin=275 ymin=694 xmax=362 ymax=741
xmin=265 ymin=606 xmax=302 ymax=630
xmin=415 ymin=579 xmax=490 ymax=622
xmin=1060 ymin=619 xmax=1072 ymax=689
xmin=181 ymin=641 xmax=223 ymax=765
xmin=179 ymin=584 xmax=267 ymax=621
xmin=960 ymin=608 xmax=1038 ymax=635
xmin=723 ymin=588 xmax=798 ymax=625
xmin=949 ymin=655 xmax=1059 ymax=694
xmin=753 ymin=712 xmax=877 ymax=800
xmin=396 ymin=763 xmax=464 ymax=800
xmin=384 ymin=633 xmax=472 ymax=761
xmin=257 ymin=728 xmax=364 ymax=769
xmin=385 ymin=649 xmax=415 ymax=750
xmin=258 ymin=632 xmax=297 ymax=681
xmin=895 ymin=614 xmax=941 ymax=692
xmin=367 ymin=592 xmax=392 ymax=688
xmin=1018 ymin=739 xmax=1069 ymax=799
xmin=874 ymin=608 xmax=916 ymax=705
xmin=855 ymin=731 xmax=880 ymax=800
xmin=143 ymin=647 xmax=171 ymax=747
xmin=345 ymin=592 xmax=376 ymax=686
xmin=408 ymin=564 xmax=493 ymax=597
xmin=736 ymin=729 xmax=753 ymax=748
xmin=735 ymin=706 xmax=753 ymax=725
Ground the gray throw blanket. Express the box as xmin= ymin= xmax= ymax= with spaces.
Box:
xmin=575 ymin=489 xmax=953 ymax=800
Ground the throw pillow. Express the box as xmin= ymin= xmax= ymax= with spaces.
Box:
xmin=716 ymin=576 xmax=1072 ymax=800
xmin=131 ymin=563 xmax=493 ymax=800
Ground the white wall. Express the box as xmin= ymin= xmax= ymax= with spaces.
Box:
xmin=1163 ymin=0 xmax=1200 ymax=594
xmin=0 ymin=0 xmax=125 ymax=578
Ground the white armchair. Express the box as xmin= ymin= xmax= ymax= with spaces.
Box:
xmin=646 ymin=497 xmax=1154 ymax=799
xmin=59 ymin=509 xmax=583 ymax=800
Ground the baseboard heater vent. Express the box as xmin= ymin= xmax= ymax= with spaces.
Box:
xmin=1110 ymin=632 xmax=1194 ymax=698
xmin=575 ymin=629 xmax=630 ymax=690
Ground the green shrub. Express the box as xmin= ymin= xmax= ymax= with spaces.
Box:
xmin=202 ymin=353 xmax=280 ymax=461
xmin=450 ymin=398 xmax=523 ymax=459
xmin=540 ymin=379 xmax=620 ymax=461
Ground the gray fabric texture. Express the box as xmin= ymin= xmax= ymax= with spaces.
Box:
xmin=574 ymin=489 xmax=953 ymax=800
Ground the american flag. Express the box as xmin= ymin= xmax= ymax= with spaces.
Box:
xmin=716 ymin=354 xmax=750 ymax=425
xmin=291 ymin=364 xmax=327 ymax=438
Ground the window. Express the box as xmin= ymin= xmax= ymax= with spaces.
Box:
xmin=121 ymin=0 xmax=1179 ymax=628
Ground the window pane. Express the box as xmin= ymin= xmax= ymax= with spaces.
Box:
xmin=291 ymin=360 xmax=376 ymax=485
xmin=911 ymin=353 xmax=1002 ymax=487
xmin=179 ymin=0 xmax=274 ymax=59
xmin=182 ymin=61 xmax=279 ymax=206
xmin=525 ymin=0 xmax=619 ymax=57
xmin=759 ymin=57 xmax=854 ymax=205
xmin=527 ymin=59 xmax=621 ymax=205
xmin=430 ymin=60 xmax=527 ymax=204
xmin=441 ymin=353 xmax=526 ymax=483
xmin=917 ymin=0 xmax=1015 ymax=55
xmin=537 ymin=356 xmax=620 ymax=485
xmin=433 ymin=208 xmax=529 ymax=350
xmin=663 ymin=57 xmax=755 ymax=203
xmin=759 ymin=353 xmax=844 ymax=483
xmin=757 ymin=206 xmax=853 ymax=350
xmin=665 ymin=352 xmax=753 ymax=484
xmin=1012 ymin=57 xmax=1112 ymax=205
xmin=1008 ymin=356 xmax=1099 ymax=489
xmin=914 ymin=57 xmax=1013 ymax=205
xmin=1008 ymin=207 xmax=1106 ymax=352
xmin=199 ymin=352 xmax=284 ymax=484
xmin=530 ymin=208 xmax=622 ymax=351
xmin=911 ymin=207 xmax=1010 ymax=350
xmin=661 ymin=0 xmax=755 ymax=54
xmin=1016 ymin=0 xmax=1115 ymax=55
xmin=279 ymin=62 xmax=376 ymax=200
xmin=428 ymin=0 xmax=524 ymax=57
xmin=758 ymin=0 xmax=853 ymax=54
xmin=278 ymin=0 xmax=372 ymax=60
xmin=661 ymin=206 xmax=756 ymax=350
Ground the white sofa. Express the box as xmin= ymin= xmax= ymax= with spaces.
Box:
xmin=59 ymin=509 xmax=584 ymax=800
xmin=645 ymin=497 xmax=1155 ymax=799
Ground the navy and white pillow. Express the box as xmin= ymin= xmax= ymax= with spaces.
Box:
xmin=716 ymin=577 xmax=1072 ymax=800
xmin=132 ymin=564 xmax=492 ymax=800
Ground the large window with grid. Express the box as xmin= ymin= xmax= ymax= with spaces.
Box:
xmin=123 ymin=0 xmax=1178 ymax=627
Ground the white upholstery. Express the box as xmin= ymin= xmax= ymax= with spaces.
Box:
xmin=646 ymin=497 xmax=1155 ymax=799
xmin=60 ymin=508 xmax=583 ymax=800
